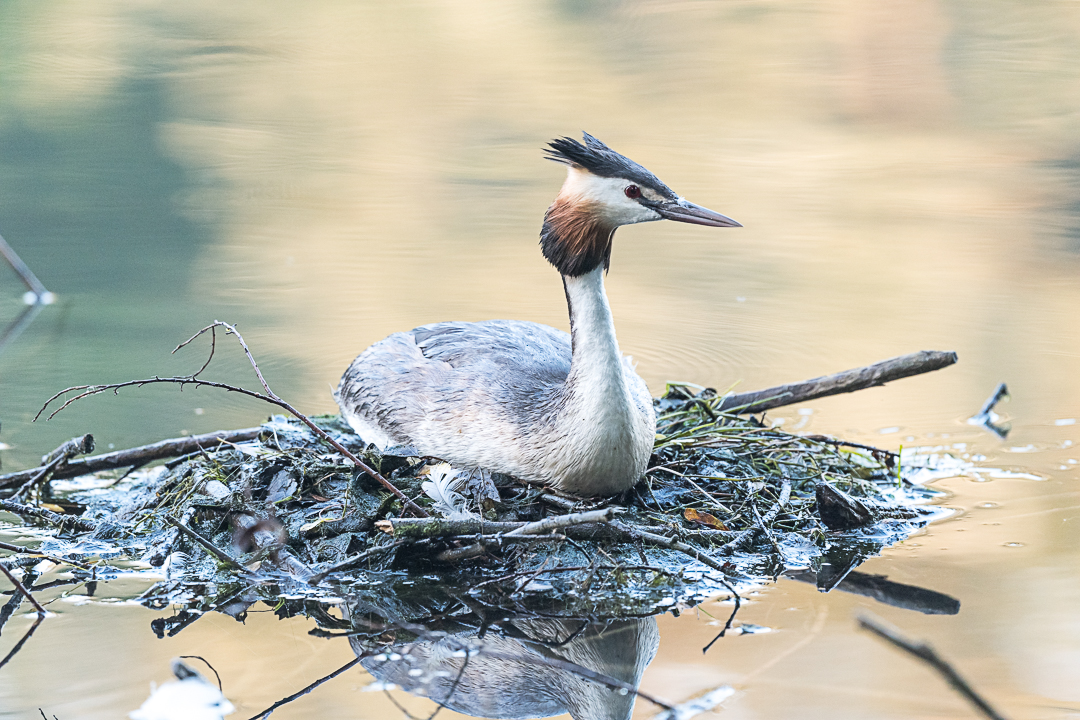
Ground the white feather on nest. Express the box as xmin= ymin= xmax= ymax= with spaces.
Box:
xmin=421 ymin=463 xmax=478 ymax=519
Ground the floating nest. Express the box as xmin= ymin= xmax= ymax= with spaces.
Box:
xmin=0 ymin=383 xmax=941 ymax=630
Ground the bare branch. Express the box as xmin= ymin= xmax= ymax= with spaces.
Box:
xmin=33 ymin=321 xmax=428 ymax=517
xmin=0 ymin=498 xmax=98 ymax=533
xmin=173 ymin=322 xmax=218 ymax=378
xmin=504 ymin=507 xmax=617 ymax=536
xmin=0 ymin=233 xmax=48 ymax=297
xmin=0 ymin=564 xmax=46 ymax=616
xmin=0 ymin=428 xmax=262 ymax=490
xmin=717 ymin=350 xmax=958 ymax=413
xmin=0 ymin=540 xmax=93 ymax=571
xmin=11 ymin=434 xmax=95 ymax=500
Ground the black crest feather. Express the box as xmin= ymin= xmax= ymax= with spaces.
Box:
xmin=544 ymin=132 xmax=676 ymax=199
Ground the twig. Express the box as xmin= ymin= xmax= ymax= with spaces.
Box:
xmin=0 ymin=567 xmax=36 ymax=635
xmin=245 ymin=657 xmax=363 ymax=720
xmin=377 ymin=517 xmax=522 ymax=538
xmin=153 ymin=506 xmax=198 ymax=571
xmin=10 ymin=456 xmax=67 ymax=501
xmin=308 ymin=541 xmax=409 ymax=584
xmin=434 ymin=543 xmax=485 ymax=562
xmin=34 ymin=321 xmax=427 ymax=517
xmin=12 ymin=434 xmax=95 ymax=500
xmin=804 ymin=435 xmax=898 ymax=460
xmin=470 ymin=563 xmax=682 ymax=593
xmin=976 ymin=382 xmax=1009 ymax=418
xmin=163 ymin=516 xmax=245 ymax=571
xmin=609 ymin=521 xmax=729 ymax=574
xmin=0 ymin=564 xmax=46 ymax=616
xmin=0 ymin=540 xmax=93 ymax=571
xmin=0 ymin=233 xmax=48 ymax=297
xmin=177 ymin=655 xmax=224 ymax=691
xmin=969 ymin=382 xmax=1010 ymax=439
xmin=0 ymin=428 xmax=262 ymax=490
xmin=505 ymin=507 xmax=616 ymax=536
xmin=429 ymin=513 xmax=611 ymax=564
xmin=717 ymin=477 xmax=791 ymax=555
xmin=537 ymin=493 xmax=585 ymax=511
xmin=717 ymin=350 xmax=958 ymax=413
xmin=0 ymin=498 xmax=98 ymax=533
xmin=41 ymin=434 xmax=95 ymax=467
xmin=700 ymin=596 xmax=742 ymax=654
xmin=857 ymin=613 xmax=1010 ymax=720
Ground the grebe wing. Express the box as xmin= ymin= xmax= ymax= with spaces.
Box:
xmin=411 ymin=320 xmax=571 ymax=379
xmin=335 ymin=320 xmax=573 ymax=449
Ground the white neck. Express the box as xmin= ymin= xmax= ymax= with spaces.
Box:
xmin=531 ymin=266 xmax=653 ymax=495
xmin=563 ymin=266 xmax=624 ymax=394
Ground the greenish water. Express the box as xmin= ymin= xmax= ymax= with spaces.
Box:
xmin=1 ymin=1 xmax=1079 ymax=718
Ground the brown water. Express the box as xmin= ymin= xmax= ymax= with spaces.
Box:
xmin=1 ymin=1 xmax=1079 ymax=717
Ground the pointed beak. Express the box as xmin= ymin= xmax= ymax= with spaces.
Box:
xmin=655 ymin=198 xmax=741 ymax=228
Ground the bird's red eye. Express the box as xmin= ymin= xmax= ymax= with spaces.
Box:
xmin=624 ymin=184 xmax=641 ymax=199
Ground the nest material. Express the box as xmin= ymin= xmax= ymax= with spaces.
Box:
xmin=29 ymin=384 xmax=937 ymax=620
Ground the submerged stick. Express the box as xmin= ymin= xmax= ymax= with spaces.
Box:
xmin=0 ymin=428 xmax=262 ymax=490
xmin=857 ymin=613 xmax=1009 ymax=720
xmin=717 ymin=350 xmax=958 ymax=413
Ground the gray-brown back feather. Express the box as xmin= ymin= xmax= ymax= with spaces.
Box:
xmin=336 ymin=320 xmax=573 ymax=450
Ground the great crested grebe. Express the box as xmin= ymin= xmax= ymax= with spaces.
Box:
xmin=335 ymin=133 xmax=739 ymax=496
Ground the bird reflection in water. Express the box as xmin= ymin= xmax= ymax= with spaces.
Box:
xmin=351 ymin=612 xmax=659 ymax=720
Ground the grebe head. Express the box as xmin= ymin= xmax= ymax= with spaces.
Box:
xmin=541 ymin=132 xmax=740 ymax=276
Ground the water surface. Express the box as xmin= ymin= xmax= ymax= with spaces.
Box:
xmin=1 ymin=1 xmax=1078 ymax=717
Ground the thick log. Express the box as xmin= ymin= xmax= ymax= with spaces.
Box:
xmin=717 ymin=350 xmax=958 ymax=414
xmin=0 ymin=427 xmax=262 ymax=490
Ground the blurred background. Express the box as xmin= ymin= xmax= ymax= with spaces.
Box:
xmin=0 ymin=1 xmax=1078 ymax=718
